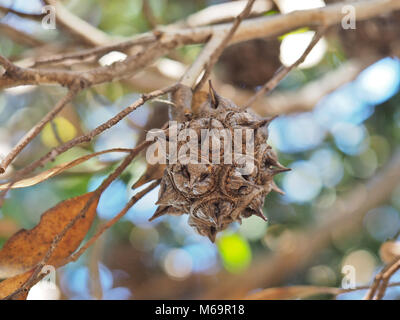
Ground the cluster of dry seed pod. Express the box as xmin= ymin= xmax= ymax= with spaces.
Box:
xmin=149 ymin=85 xmax=290 ymax=242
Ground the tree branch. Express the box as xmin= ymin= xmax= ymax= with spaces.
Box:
xmin=42 ymin=0 xmax=115 ymax=46
xmin=0 ymin=5 xmax=44 ymax=21
xmin=193 ymin=0 xmax=256 ymax=91
xmin=241 ymin=57 xmax=379 ymax=115
xmin=29 ymin=33 xmax=159 ymax=68
xmin=1 ymin=0 xmax=398 ymax=90
xmin=172 ymin=0 xmax=273 ymax=28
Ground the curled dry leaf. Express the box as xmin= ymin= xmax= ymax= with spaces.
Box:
xmin=0 ymin=192 xmax=99 ymax=278
xmin=0 ymin=270 xmax=34 ymax=300
xmin=0 ymin=148 xmax=131 ymax=190
xmin=380 ymin=241 xmax=400 ymax=264
xmin=245 ymin=286 xmax=342 ymax=300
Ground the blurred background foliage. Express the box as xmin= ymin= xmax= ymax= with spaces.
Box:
xmin=0 ymin=0 xmax=399 ymax=300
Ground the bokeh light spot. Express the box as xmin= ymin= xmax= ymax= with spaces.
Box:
xmin=88 ymin=176 xmax=127 ymax=220
xmin=129 ymin=226 xmax=159 ymax=251
xmin=126 ymin=183 xmax=160 ymax=227
xmin=183 ymin=243 xmax=219 ymax=274
xmin=356 ymin=57 xmax=400 ymax=105
xmin=310 ymin=148 xmax=344 ymax=187
xmin=41 ymin=117 xmax=77 ymax=148
xmin=331 ymin=123 xmax=368 ymax=155
xmin=269 ymin=113 xmax=325 ymax=153
xmin=280 ymin=31 xmax=327 ymax=69
xmin=282 ymin=161 xmax=322 ymax=203
xmin=163 ymin=248 xmax=193 ymax=280
xmin=341 ymin=250 xmax=377 ymax=285
xmin=239 ymin=214 xmax=268 ymax=241
xmin=217 ymin=233 xmax=251 ymax=274
xmin=364 ymin=206 xmax=400 ymax=242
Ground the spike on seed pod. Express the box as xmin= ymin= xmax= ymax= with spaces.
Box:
xmin=150 ymin=83 xmax=289 ymax=242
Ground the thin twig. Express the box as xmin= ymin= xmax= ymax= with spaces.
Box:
xmin=343 ymin=281 xmax=400 ymax=295
xmin=23 ymin=84 xmax=177 ymax=171
xmin=0 ymin=85 xmax=177 ymax=205
xmin=365 ymin=257 xmax=400 ymax=300
xmin=3 ymin=267 xmax=50 ymax=300
xmin=143 ymin=0 xmax=159 ymax=28
xmin=245 ymin=281 xmax=400 ymax=300
xmin=62 ymin=179 xmax=160 ymax=265
xmin=30 ymin=33 xmax=158 ymax=68
xmin=0 ymin=87 xmax=80 ymax=174
xmin=4 ymin=144 xmax=149 ymax=299
xmin=245 ymin=27 xmax=326 ymax=108
xmin=194 ymin=0 xmax=256 ymax=92
xmin=0 ymin=5 xmax=44 ymax=20
xmin=376 ymin=259 xmax=400 ymax=299
xmin=180 ymin=33 xmax=223 ymax=88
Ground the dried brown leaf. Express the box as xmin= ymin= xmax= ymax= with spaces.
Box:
xmin=0 ymin=192 xmax=99 ymax=278
xmin=0 ymin=270 xmax=34 ymax=300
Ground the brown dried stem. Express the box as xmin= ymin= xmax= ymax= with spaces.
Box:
xmin=365 ymin=257 xmax=400 ymax=300
xmin=30 ymin=33 xmax=159 ymax=68
xmin=0 ymin=42 xmax=165 ymax=89
xmin=0 ymin=5 xmax=44 ymax=20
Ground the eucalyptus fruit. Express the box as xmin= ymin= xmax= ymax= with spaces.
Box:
xmin=149 ymin=85 xmax=289 ymax=242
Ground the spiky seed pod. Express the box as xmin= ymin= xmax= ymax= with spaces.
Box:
xmin=149 ymin=85 xmax=289 ymax=242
